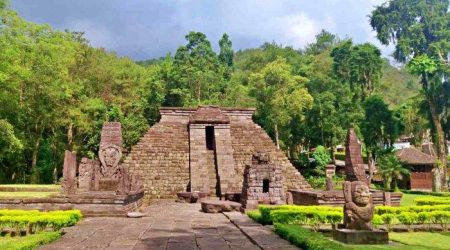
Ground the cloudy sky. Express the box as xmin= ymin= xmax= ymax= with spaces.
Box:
xmin=10 ymin=0 xmax=392 ymax=61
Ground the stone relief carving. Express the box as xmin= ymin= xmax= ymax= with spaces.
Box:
xmin=99 ymin=144 xmax=122 ymax=178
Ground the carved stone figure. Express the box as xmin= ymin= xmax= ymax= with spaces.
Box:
xmin=99 ymin=144 xmax=122 ymax=178
xmin=78 ymin=158 xmax=99 ymax=191
xmin=343 ymin=181 xmax=374 ymax=230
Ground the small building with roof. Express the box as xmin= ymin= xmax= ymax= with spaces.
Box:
xmin=395 ymin=147 xmax=437 ymax=190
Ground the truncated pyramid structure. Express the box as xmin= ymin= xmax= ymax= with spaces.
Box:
xmin=123 ymin=106 xmax=311 ymax=199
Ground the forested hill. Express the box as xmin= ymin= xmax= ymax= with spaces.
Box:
xmin=377 ymin=59 xmax=421 ymax=107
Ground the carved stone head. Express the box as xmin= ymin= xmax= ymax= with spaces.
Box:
xmin=352 ymin=181 xmax=371 ymax=206
xmin=99 ymin=144 xmax=122 ymax=178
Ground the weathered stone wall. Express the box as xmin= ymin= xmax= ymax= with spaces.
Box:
xmin=229 ymin=114 xmax=311 ymax=192
xmin=123 ymin=119 xmax=190 ymax=200
xmin=124 ymin=107 xmax=311 ymax=200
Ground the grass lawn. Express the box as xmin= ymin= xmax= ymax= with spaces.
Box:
xmin=0 ymin=232 xmax=61 ymax=250
xmin=0 ymin=184 xmax=60 ymax=189
xmin=0 ymin=191 xmax=56 ymax=198
xmin=351 ymin=232 xmax=450 ymax=250
xmin=274 ymin=223 xmax=450 ymax=250
xmin=400 ymin=193 xmax=427 ymax=206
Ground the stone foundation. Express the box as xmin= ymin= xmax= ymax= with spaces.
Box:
xmin=0 ymin=191 xmax=143 ymax=217
xmin=290 ymin=190 xmax=402 ymax=206
xmin=333 ymin=229 xmax=389 ymax=244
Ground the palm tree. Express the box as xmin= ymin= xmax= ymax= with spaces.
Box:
xmin=378 ymin=153 xmax=410 ymax=191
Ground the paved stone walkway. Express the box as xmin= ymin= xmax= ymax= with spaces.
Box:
xmin=40 ymin=200 xmax=297 ymax=250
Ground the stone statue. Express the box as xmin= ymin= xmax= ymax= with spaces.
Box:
xmin=343 ymin=181 xmax=374 ymax=230
xmin=99 ymin=144 xmax=122 ymax=178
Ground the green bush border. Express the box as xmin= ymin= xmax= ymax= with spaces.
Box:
xmin=0 ymin=231 xmax=61 ymax=250
xmin=274 ymin=223 xmax=346 ymax=250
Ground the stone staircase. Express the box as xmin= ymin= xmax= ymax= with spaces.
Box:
xmin=206 ymin=150 xmax=219 ymax=196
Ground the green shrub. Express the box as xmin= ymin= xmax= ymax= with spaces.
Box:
xmin=258 ymin=205 xmax=342 ymax=225
xmin=372 ymin=214 xmax=383 ymax=226
xmin=397 ymin=212 xmax=418 ymax=231
xmin=429 ymin=211 xmax=450 ymax=231
xmin=274 ymin=223 xmax=346 ymax=250
xmin=401 ymin=190 xmax=450 ymax=197
xmin=0 ymin=231 xmax=61 ymax=250
xmin=375 ymin=205 xmax=450 ymax=215
xmin=380 ymin=213 xmax=396 ymax=231
xmin=246 ymin=210 xmax=263 ymax=223
xmin=255 ymin=204 xmax=450 ymax=231
xmin=0 ymin=209 xmax=82 ymax=235
xmin=414 ymin=197 xmax=450 ymax=206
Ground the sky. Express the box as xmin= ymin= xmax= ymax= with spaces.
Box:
xmin=10 ymin=0 xmax=393 ymax=61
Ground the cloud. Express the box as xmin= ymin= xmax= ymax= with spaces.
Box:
xmin=10 ymin=0 xmax=394 ymax=60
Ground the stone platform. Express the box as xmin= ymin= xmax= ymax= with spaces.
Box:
xmin=39 ymin=200 xmax=297 ymax=250
xmin=0 ymin=191 xmax=144 ymax=217
xmin=290 ymin=189 xmax=402 ymax=206
xmin=333 ymin=228 xmax=389 ymax=244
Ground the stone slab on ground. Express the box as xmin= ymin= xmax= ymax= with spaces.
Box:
xmin=201 ymin=199 xmax=241 ymax=213
xmin=224 ymin=212 xmax=298 ymax=250
xmin=39 ymin=200 xmax=296 ymax=250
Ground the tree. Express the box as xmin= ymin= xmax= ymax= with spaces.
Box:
xmin=0 ymin=0 xmax=7 ymax=10
xmin=378 ymin=153 xmax=410 ymax=191
xmin=219 ymin=33 xmax=234 ymax=67
xmin=361 ymin=95 xmax=402 ymax=183
xmin=172 ymin=31 xmax=225 ymax=105
xmin=312 ymin=145 xmax=331 ymax=175
xmin=370 ymin=0 xmax=450 ymax=190
xmin=0 ymin=119 xmax=23 ymax=182
xmin=250 ymin=57 xmax=313 ymax=149
xmin=305 ymin=29 xmax=339 ymax=55
xmin=331 ymin=41 xmax=383 ymax=100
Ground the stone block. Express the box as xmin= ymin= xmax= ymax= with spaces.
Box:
xmin=333 ymin=229 xmax=389 ymax=244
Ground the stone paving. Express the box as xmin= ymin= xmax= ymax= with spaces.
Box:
xmin=39 ymin=200 xmax=298 ymax=250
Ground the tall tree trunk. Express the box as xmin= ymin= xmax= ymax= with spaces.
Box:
xmin=274 ymin=124 xmax=280 ymax=149
xmin=428 ymin=97 xmax=448 ymax=191
xmin=368 ymin=152 xmax=375 ymax=185
xmin=31 ymin=138 xmax=40 ymax=169
xmin=67 ymin=122 xmax=74 ymax=151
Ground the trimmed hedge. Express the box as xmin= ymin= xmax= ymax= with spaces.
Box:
xmin=401 ymin=190 xmax=450 ymax=197
xmin=259 ymin=205 xmax=341 ymax=225
xmin=414 ymin=197 xmax=450 ymax=206
xmin=246 ymin=210 xmax=263 ymax=224
xmin=274 ymin=223 xmax=346 ymax=250
xmin=0 ymin=210 xmax=82 ymax=235
xmin=0 ymin=231 xmax=61 ymax=250
xmin=257 ymin=205 xmax=450 ymax=231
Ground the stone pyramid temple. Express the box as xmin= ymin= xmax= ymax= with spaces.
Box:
xmin=123 ymin=106 xmax=311 ymax=199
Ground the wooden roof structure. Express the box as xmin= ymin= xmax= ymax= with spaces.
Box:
xmin=395 ymin=147 xmax=437 ymax=165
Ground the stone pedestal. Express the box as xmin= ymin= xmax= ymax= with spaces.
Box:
xmin=333 ymin=229 xmax=388 ymax=244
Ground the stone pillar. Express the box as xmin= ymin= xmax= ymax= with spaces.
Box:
xmin=189 ymin=124 xmax=210 ymax=193
xmin=62 ymin=150 xmax=77 ymax=195
xmin=214 ymin=124 xmax=235 ymax=194
xmin=345 ymin=128 xmax=368 ymax=185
